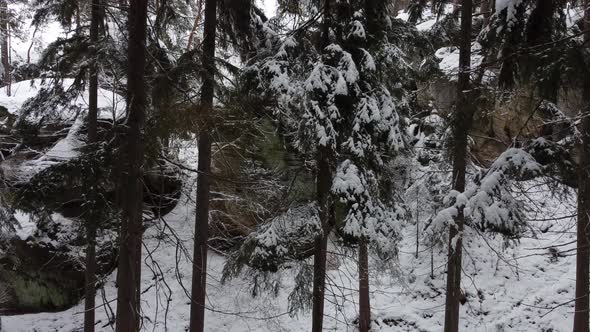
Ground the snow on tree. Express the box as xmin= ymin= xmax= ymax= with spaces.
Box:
xmin=431 ymin=147 xmax=542 ymax=238
xmin=223 ymin=204 xmax=321 ymax=275
xmin=239 ymin=1 xmax=416 ymax=261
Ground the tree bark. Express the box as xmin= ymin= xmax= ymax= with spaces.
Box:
xmin=311 ymin=145 xmax=333 ymax=332
xmin=573 ymin=1 xmax=590 ymax=331
xmin=88 ymin=0 xmax=99 ymax=145
xmin=186 ymin=0 xmax=203 ymax=51
xmin=0 ymin=0 xmax=9 ymax=96
xmin=83 ymin=0 xmax=101 ymax=330
xmin=115 ymin=0 xmax=148 ymax=329
xmin=481 ymin=0 xmax=491 ymax=26
xmin=188 ymin=0 xmax=217 ymax=330
xmin=443 ymin=0 xmax=473 ymax=331
xmin=358 ymin=236 xmax=370 ymax=332
xmin=311 ymin=233 xmax=328 ymax=332
xmin=84 ymin=224 xmax=97 ymax=332
xmin=575 ymin=144 xmax=590 ymax=332
xmin=311 ymin=1 xmax=333 ymax=330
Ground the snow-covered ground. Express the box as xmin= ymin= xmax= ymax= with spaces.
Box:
xmin=0 ymin=79 xmax=125 ymax=121
xmin=2 ymin=176 xmax=578 ymax=332
xmin=0 ymin=79 xmax=125 ymax=182
xmin=0 ymin=2 xmax=583 ymax=331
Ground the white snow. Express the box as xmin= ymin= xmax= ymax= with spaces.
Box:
xmin=416 ymin=19 xmax=437 ymax=31
xmin=2 ymin=178 xmax=580 ymax=331
xmin=495 ymin=0 xmax=523 ymax=15
xmin=0 ymin=79 xmax=125 ymax=182
xmin=435 ymin=42 xmax=484 ymax=80
xmin=495 ymin=0 xmax=524 ymax=29
xmin=258 ymin=0 xmax=278 ymax=18
xmin=13 ymin=210 xmax=37 ymax=240
xmin=44 ymin=116 xmax=84 ymax=160
xmin=0 ymin=79 xmax=126 ymax=121
xmin=8 ymin=2 xmax=68 ymax=64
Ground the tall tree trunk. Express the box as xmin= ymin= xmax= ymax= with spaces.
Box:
xmin=311 ymin=145 xmax=333 ymax=332
xmin=83 ymin=0 xmax=101 ymax=330
xmin=311 ymin=1 xmax=333 ymax=331
xmin=574 ymin=1 xmax=590 ymax=331
xmin=0 ymin=0 xmax=9 ymax=96
xmin=443 ymin=0 xmax=473 ymax=331
xmin=186 ymin=0 xmax=203 ymax=51
xmin=452 ymin=0 xmax=460 ymax=12
xmin=358 ymin=236 xmax=370 ymax=332
xmin=115 ymin=0 xmax=148 ymax=329
xmin=84 ymin=224 xmax=97 ymax=332
xmin=481 ymin=0 xmax=490 ymax=25
xmin=76 ymin=2 xmax=81 ymax=31
xmin=189 ymin=0 xmax=217 ymax=330
xmin=355 ymin=2 xmax=385 ymax=330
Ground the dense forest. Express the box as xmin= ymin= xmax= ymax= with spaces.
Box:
xmin=0 ymin=0 xmax=588 ymax=331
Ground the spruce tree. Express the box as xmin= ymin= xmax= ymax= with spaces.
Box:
xmin=479 ymin=3 xmax=590 ymax=329
xmin=83 ymin=0 xmax=102 ymax=331
xmin=311 ymin=2 xmax=333 ymax=331
xmin=574 ymin=1 xmax=590 ymax=330
xmin=443 ymin=0 xmax=473 ymax=330
xmin=189 ymin=0 xmax=217 ymax=330
xmin=0 ymin=0 xmax=9 ymax=96
xmin=223 ymin=2 xmax=409 ymax=330
xmin=115 ymin=0 xmax=148 ymax=329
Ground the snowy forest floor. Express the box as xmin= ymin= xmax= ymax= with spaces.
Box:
xmin=3 ymin=176 xmax=578 ymax=332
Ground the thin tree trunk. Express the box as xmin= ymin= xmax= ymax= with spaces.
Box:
xmin=575 ymin=150 xmax=590 ymax=332
xmin=432 ymin=0 xmax=438 ymax=15
xmin=83 ymin=0 xmax=101 ymax=330
xmin=432 ymin=212 xmax=438 ymax=282
xmin=358 ymin=236 xmax=370 ymax=332
xmin=1 ymin=0 xmax=9 ymax=96
xmin=76 ymin=3 xmax=81 ymax=31
xmin=88 ymin=0 xmax=100 ymax=142
xmin=481 ymin=0 xmax=491 ymax=25
xmin=416 ymin=187 xmax=419 ymax=258
xmin=443 ymin=0 xmax=473 ymax=331
xmin=312 ymin=145 xmax=333 ymax=332
xmin=311 ymin=1 xmax=333 ymax=330
xmin=189 ymin=0 xmax=217 ymax=330
xmin=27 ymin=26 xmax=38 ymax=65
xmin=356 ymin=2 xmax=383 ymax=329
xmin=311 ymin=233 xmax=327 ymax=331
xmin=84 ymin=224 xmax=97 ymax=332
xmin=453 ymin=0 xmax=460 ymax=12
xmin=115 ymin=0 xmax=148 ymax=329
xmin=186 ymin=0 xmax=203 ymax=51
xmin=573 ymin=1 xmax=590 ymax=331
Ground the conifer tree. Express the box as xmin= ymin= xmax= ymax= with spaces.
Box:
xmin=574 ymin=1 xmax=590 ymax=330
xmin=189 ymin=0 xmax=217 ymax=330
xmin=83 ymin=0 xmax=102 ymax=330
xmin=0 ymin=0 xmax=9 ymax=96
xmin=115 ymin=0 xmax=148 ymax=330
xmin=310 ymin=2 xmax=333 ymax=331
xmin=223 ymin=2 xmax=408 ymax=330
xmin=443 ymin=0 xmax=473 ymax=330
xmin=479 ymin=3 xmax=590 ymax=329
